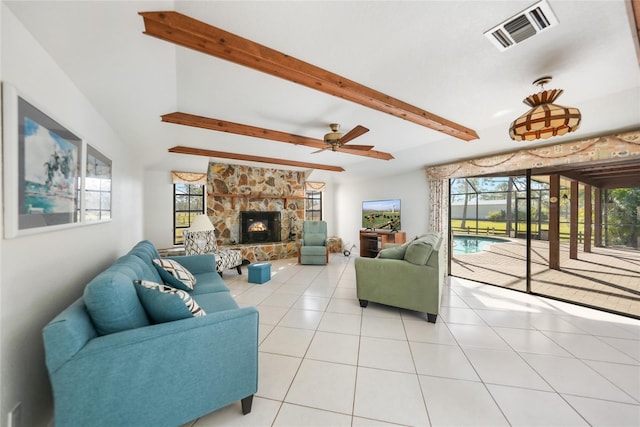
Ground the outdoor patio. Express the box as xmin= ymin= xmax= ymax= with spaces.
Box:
xmin=451 ymin=237 xmax=640 ymax=318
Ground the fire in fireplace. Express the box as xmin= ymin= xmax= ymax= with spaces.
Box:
xmin=240 ymin=211 xmax=281 ymax=244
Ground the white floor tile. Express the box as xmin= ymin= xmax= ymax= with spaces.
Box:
xmin=439 ymin=307 xmax=486 ymax=325
xmin=285 ymin=359 xmax=357 ymax=414
xmin=361 ymin=315 xmax=406 ymax=340
xmin=256 ymin=352 xmax=302 ymax=400
xmin=272 ymin=403 xmax=352 ymax=426
xmin=419 ymin=376 xmax=508 ymax=426
xmin=542 ymin=330 xmax=638 ymax=364
xmin=404 ymin=319 xmax=458 ymax=345
xmin=327 ymin=297 xmax=363 ymax=315
xmin=475 ymin=309 xmax=536 ymax=329
xmin=292 ymin=295 xmax=330 ymax=312
xmin=446 ymin=323 xmax=511 ymax=350
xmin=598 ymin=336 xmax=640 ymax=362
xmin=487 ymin=384 xmax=589 ymax=426
xmin=278 ymin=309 xmax=323 ymax=330
xmin=359 ymin=336 xmax=415 ymax=373
xmin=354 ymin=367 xmax=429 ymax=426
xmin=306 ymin=331 xmax=360 ymax=365
xmin=188 ymin=259 xmax=640 ymax=426
xmin=318 ymin=312 xmax=362 ymax=335
xmin=256 ymin=305 xmax=289 ymax=326
xmin=494 ymin=326 xmax=573 ymax=357
xmin=463 ymin=347 xmax=552 ymax=391
xmin=361 ymin=303 xmax=402 ymax=319
xmin=191 ymin=397 xmax=280 ymax=427
xmin=562 ymin=394 xmax=640 ymax=427
xmin=351 ymin=416 xmax=405 ymax=426
xmin=521 ymin=353 xmax=637 ymax=403
xmin=582 ymin=359 xmax=640 ymax=402
xmin=410 ymin=342 xmax=479 ymax=381
xmin=258 ymin=323 xmax=274 ymax=345
xmin=260 ymin=292 xmax=301 ymax=308
xmin=259 ymin=326 xmax=314 ymax=357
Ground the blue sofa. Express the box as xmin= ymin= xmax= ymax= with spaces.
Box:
xmin=42 ymin=240 xmax=259 ymax=427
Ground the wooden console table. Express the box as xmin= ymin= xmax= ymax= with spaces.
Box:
xmin=359 ymin=230 xmax=406 ymax=258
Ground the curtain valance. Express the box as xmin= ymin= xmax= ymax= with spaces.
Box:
xmin=305 ymin=181 xmax=326 ymax=191
xmin=171 ymin=171 xmax=207 ymax=185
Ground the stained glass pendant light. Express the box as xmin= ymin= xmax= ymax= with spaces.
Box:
xmin=509 ymin=76 xmax=581 ymax=141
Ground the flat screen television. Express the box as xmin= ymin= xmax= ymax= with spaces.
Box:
xmin=362 ymin=199 xmax=401 ymax=231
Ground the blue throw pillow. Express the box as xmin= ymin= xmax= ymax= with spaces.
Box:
xmin=134 ymin=280 xmax=205 ymax=323
xmin=153 ymin=258 xmax=196 ymax=291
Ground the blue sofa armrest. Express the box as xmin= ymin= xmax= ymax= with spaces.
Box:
xmin=166 ymin=253 xmax=217 ymax=275
xmin=47 ymin=306 xmax=258 ymax=427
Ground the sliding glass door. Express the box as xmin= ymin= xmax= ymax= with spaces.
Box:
xmin=450 ymin=176 xmax=528 ymax=292
xmin=449 ymin=172 xmax=640 ymax=318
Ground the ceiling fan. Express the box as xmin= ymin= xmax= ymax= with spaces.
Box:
xmin=313 ymin=124 xmax=373 ymax=153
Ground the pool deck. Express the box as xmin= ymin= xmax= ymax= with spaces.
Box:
xmin=451 ymin=236 xmax=640 ymax=318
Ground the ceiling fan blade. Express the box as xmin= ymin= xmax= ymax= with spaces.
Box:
xmin=343 ymin=144 xmax=374 ymax=151
xmin=311 ymin=147 xmax=329 ymax=154
xmin=339 ymin=125 xmax=369 ymax=145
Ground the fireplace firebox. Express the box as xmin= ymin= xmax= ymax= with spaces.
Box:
xmin=240 ymin=211 xmax=281 ymax=244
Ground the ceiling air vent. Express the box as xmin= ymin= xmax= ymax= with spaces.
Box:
xmin=484 ymin=0 xmax=559 ymax=52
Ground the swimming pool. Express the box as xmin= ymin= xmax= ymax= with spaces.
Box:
xmin=453 ymin=235 xmax=509 ymax=254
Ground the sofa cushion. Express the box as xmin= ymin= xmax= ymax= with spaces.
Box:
xmin=128 ymin=240 xmax=164 ymax=283
xmin=84 ymin=261 xmax=151 ymax=336
xmin=153 ymin=258 xmax=196 ymax=291
xmin=304 ymin=234 xmax=325 ymax=246
xmin=378 ymin=245 xmax=406 ymax=259
xmin=404 ymin=239 xmax=434 ymax=265
xmin=134 ymin=280 xmax=205 ymax=323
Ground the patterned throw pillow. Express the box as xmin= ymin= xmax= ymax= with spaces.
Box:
xmin=153 ymin=258 xmax=196 ymax=291
xmin=134 ymin=280 xmax=205 ymax=323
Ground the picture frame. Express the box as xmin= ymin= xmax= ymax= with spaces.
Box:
xmin=2 ymin=83 xmax=112 ymax=238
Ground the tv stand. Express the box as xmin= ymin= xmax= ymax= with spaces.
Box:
xmin=359 ymin=230 xmax=406 ymax=258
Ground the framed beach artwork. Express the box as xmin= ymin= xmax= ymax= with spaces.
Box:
xmin=2 ymin=83 xmax=110 ymax=238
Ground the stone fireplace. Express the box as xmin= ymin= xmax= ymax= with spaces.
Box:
xmin=205 ymin=162 xmax=305 ymax=261
xmin=240 ymin=211 xmax=281 ymax=244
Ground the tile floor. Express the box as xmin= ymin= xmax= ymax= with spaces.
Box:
xmin=185 ymin=254 xmax=640 ymax=426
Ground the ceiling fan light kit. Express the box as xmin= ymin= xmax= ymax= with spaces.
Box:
xmin=509 ymin=76 xmax=581 ymax=141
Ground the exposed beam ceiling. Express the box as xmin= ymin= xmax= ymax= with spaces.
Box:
xmin=168 ymin=146 xmax=345 ymax=172
xmin=559 ymin=160 xmax=640 ymax=189
xmin=140 ymin=11 xmax=479 ymax=142
xmin=161 ymin=112 xmax=394 ymax=161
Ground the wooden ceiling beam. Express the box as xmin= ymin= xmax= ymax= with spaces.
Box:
xmin=168 ymin=146 xmax=345 ymax=172
xmin=140 ymin=11 xmax=479 ymax=142
xmin=161 ymin=112 xmax=395 ymax=160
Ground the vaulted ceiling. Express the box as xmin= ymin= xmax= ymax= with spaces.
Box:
xmin=4 ymin=1 xmax=640 ymax=183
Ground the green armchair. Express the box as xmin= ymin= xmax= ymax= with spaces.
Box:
xmin=298 ymin=220 xmax=329 ymax=265
xmin=354 ymin=232 xmax=444 ymax=322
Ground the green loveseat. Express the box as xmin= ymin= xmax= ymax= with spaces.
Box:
xmin=354 ymin=232 xmax=444 ymax=322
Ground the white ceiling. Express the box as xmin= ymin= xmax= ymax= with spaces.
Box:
xmin=5 ymin=0 xmax=640 ymax=183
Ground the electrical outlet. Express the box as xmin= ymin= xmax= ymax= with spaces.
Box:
xmin=8 ymin=402 xmax=22 ymax=427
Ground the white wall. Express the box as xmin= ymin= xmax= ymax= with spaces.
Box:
xmin=1 ymin=6 xmax=145 ymax=426
xmin=144 ymin=169 xmax=175 ymax=248
xmin=334 ymin=168 xmax=430 ymax=252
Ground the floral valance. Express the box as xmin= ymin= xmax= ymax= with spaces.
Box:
xmin=171 ymin=171 xmax=207 ymax=185
xmin=425 ymin=129 xmax=640 ymax=180
xmin=305 ymin=181 xmax=326 ymax=191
